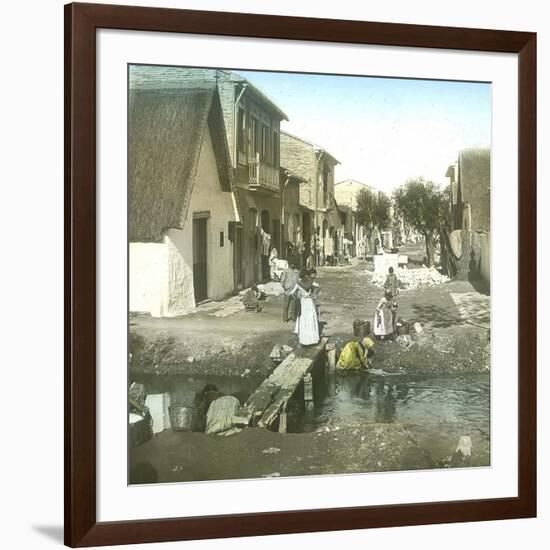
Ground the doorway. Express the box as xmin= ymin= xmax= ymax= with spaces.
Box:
xmin=193 ymin=217 xmax=208 ymax=303
xmin=272 ymin=219 xmax=281 ymax=254
xmin=233 ymin=225 xmax=244 ymax=290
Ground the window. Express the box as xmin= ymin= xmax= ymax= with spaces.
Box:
xmin=261 ymin=123 xmax=270 ymax=162
xmin=237 ymin=108 xmax=246 ymax=153
xmin=253 ymin=118 xmax=260 ymax=158
xmin=272 ymin=130 xmax=279 ymax=167
xmin=322 ymin=166 xmax=330 ymax=206
xmin=323 ymin=166 xmax=329 ymax=195
xmin=247 ymin=117 xmax=254 ymax=158
xmin=219 ymin=231 xmax=224 ymax=247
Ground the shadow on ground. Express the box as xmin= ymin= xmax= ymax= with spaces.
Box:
xmin=32 ymin=525 xmax=63 ymax=543
xmin=468 ymin=277 xmax=491 ymax=296
xmin=411 ymin=303 xmax=464 ymax=329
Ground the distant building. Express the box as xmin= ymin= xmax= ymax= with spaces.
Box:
xmin=334 ymin=179 xmax=378 ymax=256
xmin=128 ymin=84 xmax=239 ymax=317
xmin=280 ymin=167 xmax=306 ymax=265
xmin=280 ymin=131 xmax=342 ymax=266
xmin=334 ymin=179 xmax=377 ymax=209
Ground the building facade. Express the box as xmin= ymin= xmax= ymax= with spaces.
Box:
xmin=334 ymin=179 xmax=379 ymax=257
xmin=447 ymin=148 xmax=491 ymax=233
xmin=446 ymin=148 xmax=491 ymax=281
xmin=130 ymin=66 xmax=288 ymax=289
xmin=280 ymin=167 xmax=306 ymax=266
xmin=128 ymin=83 xmax=239 ymax=316
xmin=280 ymin=131 xmax=342 ymax=267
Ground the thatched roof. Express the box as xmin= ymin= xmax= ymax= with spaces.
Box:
xmin=129 ymin=86 xmax=234 ymax=242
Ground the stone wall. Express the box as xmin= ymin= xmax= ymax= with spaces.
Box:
xmin=280 ymin=132 xmax=316 ymax=209
xmin=459 ymin=148 xmax=490 ymax=233
xmin=453 ymin=229 xmax=485 ymax=281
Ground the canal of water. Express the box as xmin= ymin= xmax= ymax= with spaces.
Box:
xmin=135 ymin=370 xmax=490 ymax=460
xmin=311 ymin=373 xmax=489 ymax=432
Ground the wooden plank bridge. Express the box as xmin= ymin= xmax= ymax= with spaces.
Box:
xmin=233 ymin=338 xmax=328 ymax=432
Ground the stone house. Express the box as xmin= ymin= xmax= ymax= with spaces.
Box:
xmin=446 ymin=148 xmax=491 ymax=281
xmin=280 ymin=167 xmax=306 ymax=265
xmin=447 ymin=148 xmax=490 ymax=233
xmin=280 ymin=131 xmax=342 ymax=266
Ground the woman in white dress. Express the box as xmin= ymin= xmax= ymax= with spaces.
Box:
xmin=293 ymin=272 xmax=320 ymax=346
xmin=373 ymin=291 xmax=395 ymax=340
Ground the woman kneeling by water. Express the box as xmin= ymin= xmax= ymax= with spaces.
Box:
xmin=336 ymin=337 xmax=375 ymax=373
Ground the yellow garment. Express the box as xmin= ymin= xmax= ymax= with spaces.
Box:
xmin=337 ymin=341 xmax=368 ymax=371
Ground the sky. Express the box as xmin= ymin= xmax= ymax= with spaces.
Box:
xmin=238 ymin=69 xmax=491 ymax=193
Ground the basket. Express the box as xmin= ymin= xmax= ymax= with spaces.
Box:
xmin=169 ymin=404 xmax=196 ymax=432
xmin=396 ymin=319 xmax=410 ymax=335
xmin=129 ymin=412 xmax=153 ymax=446
xmin=353 ymin=319 xmax=371 ymax=337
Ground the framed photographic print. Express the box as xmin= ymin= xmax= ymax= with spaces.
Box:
xmin=65 ymin=2 xmax=537 ymax=547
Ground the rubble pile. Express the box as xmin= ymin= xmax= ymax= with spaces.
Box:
xmin=370 ymin=267 xmax=450 ymax=290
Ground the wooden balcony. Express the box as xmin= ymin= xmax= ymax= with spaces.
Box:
xmin=248 ymin=155 xmax=280 ymax=194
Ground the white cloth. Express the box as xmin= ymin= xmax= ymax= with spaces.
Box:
xmin=325 ymin=236 xmax=334 ymax=256
xmin=205 ymin=396 xmax=240 ymax=435
xmin=293 ymin=284 xmax=320 ymax=345
xmin=373 ymin=296 xmax=393 ymax=337
xmin=261 ymin=229 xmax=271 ymax=256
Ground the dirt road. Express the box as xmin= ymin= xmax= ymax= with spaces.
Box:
xmin=129 ymin=254 xmax=490 ymax=379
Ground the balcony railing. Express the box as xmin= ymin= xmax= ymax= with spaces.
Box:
xmin=248 ymin=154 xmax=280 ymax=194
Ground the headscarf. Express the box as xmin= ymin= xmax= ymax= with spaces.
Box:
xmin=362 ymin=336 xmax=375 ymax=350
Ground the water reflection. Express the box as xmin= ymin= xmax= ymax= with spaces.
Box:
xmin=337 ymin=374 xmax=397 ymax=423
xmin=312 ymin=373 xmax=490 ymax=440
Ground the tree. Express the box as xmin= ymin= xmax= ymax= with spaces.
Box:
xmin=375 ymin=192 xmax=392 ymax=232
xmin=393 ymin=178 xmax=448 ymax=267
xmin=355 ymin=188 xmax=391 ymax=252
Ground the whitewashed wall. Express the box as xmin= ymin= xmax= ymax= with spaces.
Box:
xmin=129 ymin=242 xmax=169 ymax=316
xmin=184 ymin=126 xmax=237 ymax=302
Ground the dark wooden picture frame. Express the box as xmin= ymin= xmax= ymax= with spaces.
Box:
xmin=65 ymin=2 xmax=537 ymax=547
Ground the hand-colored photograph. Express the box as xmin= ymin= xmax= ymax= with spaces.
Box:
xmin=127 ymin=64 xmax=491 ymax=484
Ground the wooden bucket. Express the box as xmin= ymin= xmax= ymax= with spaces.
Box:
xmin=169 ymin=404 xmax=196 ymax=432
xmin=353 ymin=319 xmax=371 ymax=337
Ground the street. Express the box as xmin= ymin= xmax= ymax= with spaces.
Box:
xmin=129 ymin=244 xmax=491 ymax=483
xmin=130 ymin=244 xmax=490 ymax=380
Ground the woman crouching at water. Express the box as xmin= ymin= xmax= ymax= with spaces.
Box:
xmin=292 ymin=269 xmax=320 ymax=346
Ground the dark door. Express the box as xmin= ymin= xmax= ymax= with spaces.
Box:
xmin=234 ymin=225 xmax=244 ymax=290
xmin=272 ymin=219 xmax=281 ymax=253
xmin=193 ymin=218 xmax=208 ymax=303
